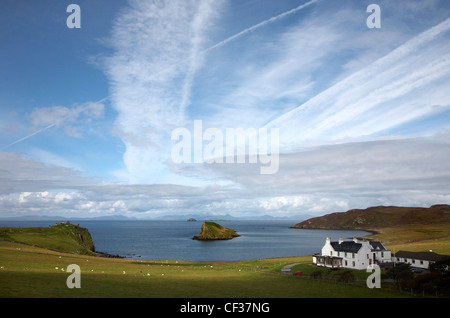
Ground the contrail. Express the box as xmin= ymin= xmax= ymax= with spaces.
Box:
xmin=206 ymin=0 xmax=318 ymax=52
xmin=177 ymin=0 xmax=318 ymax=111
xmin=2 ymin=1 xmax=318 ymax=151
xmin=1 ymin=122 xmax=57 ymax=150
xmin=106 ymin=0 xmax=319 ymax=111
xmin=262 ymin=16 xmax=450 ymax=147
xmin=1 ymin=97 xmax=109 ymax=151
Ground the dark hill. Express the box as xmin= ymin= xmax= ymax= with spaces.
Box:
xmin=291 ymin=204 xmax=450 ymax=230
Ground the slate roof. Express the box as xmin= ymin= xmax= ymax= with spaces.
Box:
xmin=368 ymin=241 xmax=387 ymax=251
xmin=330 ymin=240 xmax=387 ymax=253
xmin=330 ymin=241 xmax=362 ymax=253
xmin=393 ymin=251 xmax=448 ymax=262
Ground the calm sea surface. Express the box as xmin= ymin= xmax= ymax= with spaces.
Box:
xmin=0 ymin=220 xmax=371 ymax=261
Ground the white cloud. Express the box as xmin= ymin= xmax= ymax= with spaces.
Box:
xmin=1 ymin=133 xmax=449 ymax=219
xmin=196 ymin=5 xmax=355 ymax=130
xmin=27 ymin=102 xmax=104 ymax=131
xmin=2 ymin=1 xmax=450 ymax=220
xmin=105 ymin=0 xmax=224 ymax=184
xmin=196 ymin=134 xmax=450 ymax=213
xmin=0 ymin=151 xmax=98 ymax=194
xmin=259 ymin=196 xmax=309 ymax=211
xmin=207 ymin=0 xmax=318 ymax=52
xmin=103 ymin=1 xmax=450 ymax=186
xmin=265 ymin=16 xmax=450 ymax=150
xmin=2 ymin=101 xmax=106 ymax=151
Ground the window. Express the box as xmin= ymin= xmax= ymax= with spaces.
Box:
xmin=381 ymin=252 xmax=384 ymax=257
xmin=352 ymin=261 xmax=355 ymax=267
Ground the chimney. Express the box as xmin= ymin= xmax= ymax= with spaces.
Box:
xmin=339 ymin=237 xmax=343 ymax=244
xmin=326 ymin=236 xmax=331 ymax=244
xmin=353 ymin=236 xmax=358 ymax=243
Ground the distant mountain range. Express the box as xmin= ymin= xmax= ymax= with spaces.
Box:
xmin=0 ymin=214 xmax=138 ymax=221
xmin=0 ymin=213 xmax=311 ymax=222
xmin=154 ymin=213 xmax=312 ymax=221
xmin=291 ymin=204 xmax=450 ymax=230
xmin=5 ymin=205 xmax=450 ymax=225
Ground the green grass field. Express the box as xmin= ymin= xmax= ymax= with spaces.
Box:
xmin=1 ymin=222 xmax=448 ymax=298
xmin=365 ymin=224 xmax=450 ymax=254
xmin=0 ymin=240 xmax=414 ymax=298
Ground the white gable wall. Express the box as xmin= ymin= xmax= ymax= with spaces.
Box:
xmin=372 ymin=248 xmax=392 ymax=264
xmin=350 ymin=241 xmax=372 ymax=270
xmin=321 ymin=237 xmax=333 ymax=256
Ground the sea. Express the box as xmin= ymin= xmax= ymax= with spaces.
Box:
xmin=0 ymin=220 xmax=371 ymax=261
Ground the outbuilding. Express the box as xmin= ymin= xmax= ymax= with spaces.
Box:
xmin=392 ymin=250 xmax=447 ymax=269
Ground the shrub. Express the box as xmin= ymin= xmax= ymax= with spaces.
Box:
xmin=311 ymin=271 xmax=322 ymax=279
xmin=337 ymin=270 xmax=355 ymax=283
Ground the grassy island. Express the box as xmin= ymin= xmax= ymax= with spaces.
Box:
xmin=192 ymin=221 xmax=239 ymax=240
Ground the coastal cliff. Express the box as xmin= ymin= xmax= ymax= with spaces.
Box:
xmin=0 ymin=221 xmax=121 ymax=257
xmin=0 ymin=221 xmax=96 ymax=255
xmin=192 ymin=221 xmax=239 ymax=240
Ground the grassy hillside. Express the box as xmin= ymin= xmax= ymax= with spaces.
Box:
xmin=192 ymin=221 xmax=239 ymax=240
xmin=292 ymin=205 xmax=450 ymax=254
xmin=292 ymin=205 xmax=450 ymax=230
xmin=0 ymin=222 xmax=96 ymax=256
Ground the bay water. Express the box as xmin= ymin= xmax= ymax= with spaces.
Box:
xmin=0 ymin=220 xmax=371 ymax=261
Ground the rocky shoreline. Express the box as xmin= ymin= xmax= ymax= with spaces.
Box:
xmin=95 ymin=251 xmax=124 ymax=258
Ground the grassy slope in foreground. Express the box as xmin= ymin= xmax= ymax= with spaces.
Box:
xmin=0 ymin=240 xmax=411 ymax=298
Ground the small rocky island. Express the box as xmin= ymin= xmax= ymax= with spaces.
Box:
xmin=192 ymin=221 xmax=239 ymax=240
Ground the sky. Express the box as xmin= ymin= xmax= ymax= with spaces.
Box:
xmin=1 ymin=0 xmax=450 ymax=219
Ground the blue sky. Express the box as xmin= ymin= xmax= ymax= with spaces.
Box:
xmin=1 ymin=0 xmax=450 ymax=219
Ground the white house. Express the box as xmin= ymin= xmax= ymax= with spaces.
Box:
xmin=313 ymin=236 xmax=391 ymax=270
xmin=392 ymin=251 xmax=447 ymax=269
